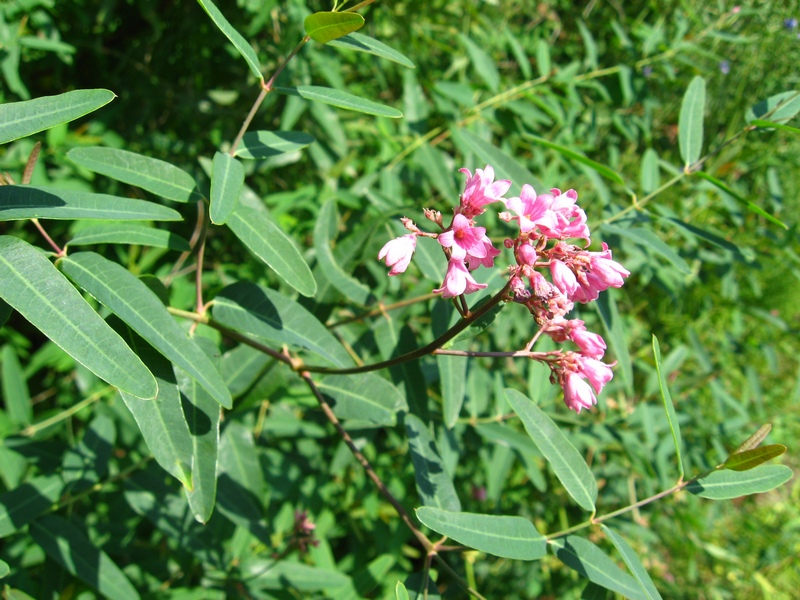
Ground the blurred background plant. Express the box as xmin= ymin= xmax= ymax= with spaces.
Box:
xmin=0 ymin=0 xmax=798 ymax=598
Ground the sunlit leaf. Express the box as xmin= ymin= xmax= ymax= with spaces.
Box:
xmin=209 ymin=152 xmax=244 ymax=225
xmin=234 ymin=131 xmax=315 ymax=159
xmin=0 ymin=236 xmax=157 ymax=399
xmin=745 ymin=90 xmax=800 ymax=124
xmin=67 ymin=147 xmax=201 ymax=203
xmin=1 ymin=345 xmax=32 ymax=426
xmin=734 ymin=424 xmax=772 ymax=453
xmin=317 ymin=373 xmax=408 ymax=426
xmin=686 ymin=465 xmax=793 ymax=499
xmin=694 ymin=171 xmax=787 ymax=229
xmin=459 ymin=34 xmax=500 ymax=92
xmin=240 ymin=558 xmax=351 ymax=591
xmin=601 ymin=525 xmax=663 ymax=599
xmin=723 ymin=445 xmax=786 ymax=472
xmin=196 ymin=0 xmax=262 ymax=80
xmin=524 ymin=134 xmax=625 ymax=185
xmin=304 ymin=11 xmax=364 ymax=44
xmin=416 ymin=507 xmax=546 ymax=560
xmin=328 ymin=32 xmax=415 ymax=68
xmin=275 ymin=86 xmax=403 ymax=118
xmin=67 ymin=224 xmax=191 ymax=252
xmin=438 ymin=351 xmax=467 ymax=429
xmin=678 ymin=75 xmax=705 ymax=169
xmin=505 ymin=389 xmax=597 ymax=511
xmin=0 ymin=89 xmax=115 ymax=144
xmin=652 ymin=335 xmax=684 ymax=480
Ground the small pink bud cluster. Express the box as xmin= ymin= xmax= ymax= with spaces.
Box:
xmin=378 ymin=166 xmax=630 ymax=413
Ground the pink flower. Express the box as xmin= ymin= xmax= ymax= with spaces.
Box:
xmin=550 ymin=259 xmax=578 ymax=297
xmin=571 ymin=243 xmax=630 ymax=303
xmin=458 ymin=165 xmax=511 ymax=218
xmin=538 ymin=188 xmax=590 ymax=242
xmin=570 ymin=326 xmax=606 ymax=359
xmin=562 ymin=371 xmax=597 ymax=413
xmin=434 ymin=258 xmax=487 ymax=298
xmin=517 ymin=243 xmax=538 ymax=267
xmin=378 ymin=234 xmax=417 ymax=276
xmin=438 ymin=214 xmax=488 ymax=261
xmin=579 ymin=356 xmax=614 ymax=394
xmin=500 ymin=184 xmax=558 ymax=234
xmin=466 ymin=235 xmax=501 ymax=270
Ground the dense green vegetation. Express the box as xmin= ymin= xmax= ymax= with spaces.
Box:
xmin=0 ymin=0 xmax=798 ymax=598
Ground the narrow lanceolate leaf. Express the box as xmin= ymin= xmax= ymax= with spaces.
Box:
xmin=678 ymin=75 xmax=706 ymax=169
xmin=209 ymin=152 xmax=244 ymax=225
xmin=595 ymin=289 xmax=634 ymax=397
xmin=524 ymin=134 xmax=625 ymax=185
xmin=694 ymin=171 xmax=788 ymax=229
xmin=451 ymin=128 xmax=542 ymax=195
xmin=416 ymin=507 xmax=546 ymax=560
xmin=640 ymin=148 xmax=661 ymax=194
xmin=686 ymin=465 xmax=793 ymax=499
xmin=67 ymin=224 xmax=191 ymax=252
xmin=459 ymin=34 xmax=500 ymax=92
xmin=30 ymin=515 xmax=140 ymax=600
xmin=274 ymin=86 xmax=403 ymax=118
xmin=196 ymin=0 xmax=262 ymax=81
xmin=240 ymin=559 xmax=351 ymax=591
xmin=505 ymin=389 xmax=597 ymax=511
xmin=749 ymin=119 xmax=800 ymax=135
xmin=117 ymin=324 xmax=193 ymax=488
xmin=227 ymin=206 xmax=316 ymax=297
xmin=0 ymin=475 xmax=64 ymax=538
xmin=0 ymin=89 xmax=115 ymax=144
xmin=304 ymin=11 xmax=364 ymax=44
xmin=234 ymin=130 xmax=315 ymax=159
xmin=745 ymin=90 xmax=800 ymax=124
xmin=550 ymin=536 xmax=646 ymax=600
xmin=314 ymin=199 xmax=371 ymax=305
xmin=0 ymin=186 xmax=182 ymax=222
xmin=61 ymin=252 xmax=232 ymax=408
xmin=723 ymin=445 xmax=787 ymax=471
xmin=652 ymin=335 xmax=684 ymax=480
xmin=213 ymin=282 xmax=351 ymax=367
xmin=317 ymin=373 xmax=408 ymax=426
xmin=328 ymin=32 xmax=415 ymax=68
xmin=405 ymin=414 xmax=461 ymax=512
xmin=601 ymin=224 xmax=691 ymax=274
xmin=0 ymin=236 xmax=157 ymax=399
xmin=601 ymin=525 xmax=663 ymax=600
xmin=1 ymin=345 xmax=32 ymax=426
xmin=438 ymin=352 xmax=467 ymax=429
xmin=735 ymin=424 xmax=772 ymax=453
xmin=177 ymin=366 xmax=221 ymax=523
xmin=67 ymin=147 xmax=201 ymax=203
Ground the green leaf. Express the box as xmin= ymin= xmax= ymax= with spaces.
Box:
xmin=505 ymin=389 xmax=597 ymax=511
xmin=275 ymin=86 xmax=403 ymax=118
xmin=0 ymin=475 xmax=64 ymax=538
xmin=686 ymin=465 xmax=793 ymax=499
xmin=62 ymin=414 xmax=115 ymax=491
xmin=328 ymin=32 xmax=415 ymax=68
xmin=723 ymin=445 xmax=786 ymax=472
xmin=459 ymin=34 xmax=500 ymax=92
xmin=416 ymin=507 xmax=546 ymax=560
xmin=551 ymin=536 xmax=646 ymax=599
xmin=524 ymin=134 xmax=625 ymax=185
xmin=678 ymin=75 xmax=705 ymax=169
xmin=196 ymin=0 xmax=262 ymax=80
xmin=745 ymin=90 xmax=800 ymax=124
xmin=242 ymin=559 xmax=350 ymax=591
xmin=209 ymin=152 xmax=244 ymax=225
xmin=451 ymin=128 xmax=542 ymax=195
xmin=652 ymin=335 xmax=684 ymax=480
xmin=30 ymin=515 xmax=140 ymax=600
xmin=61 ymin=252 xmax=232 ymax=408
xmin=212 ymin=282 xmax=351 ymax=367
xmin=0 ymin=186 xmax=182 ymax=222
xmin=0 ymin=559 xmax=9 ymax=578
xmin=117 ymin=324 xmax=193 ymax=489
xmin=177 ymin=364 xmax=221 ymax=523
xmin=221 ymin=344 xmax=271 ymax=398
xmin=694 ymin=171 xmax=788 ymax=229
xmin=505 ymin=28 xmax=532 ymax=80
xmin=0 ymin=89 xmax=115 ymax=144
xmin=396 ymin=581 xmax=410 ymax=600
xmin=0 ymin=298 xmax=11 ymax=328
xmin=601 ymin=525 xmax=663 ymax=600
xmin=67 ymin=224 xmax=191 ymax=252
xmin=640 ymin=148 xmax=661 ymax=194
xmin=0 ymin=236 xmax=157 ymax=399
xmin=1 ymin=345 xmax=32 ymax=426
xmin=405 ymin=414 xmax=461 ymax=512
xmin=227 ymin=206 xmax=316 ymax=297
xmin=234 ymin=130 xmax=315 ymax=159
xmin=442 ymin=301 xmax=504 ymax=349
xmin=734 ymin=424 xmax=772 ymax=453
xmin=749 ymin=119 xmax=800 ymax=135
xmin=314 ymin=199 xmax=371 ymax=305
xmin=317 ymin=373 xmax=408 ymax=426
xmin=304 ymin=11 xmax=364 ymax=44
xmin=601 ymin=224 xmax=690 ymax=274
xmin=535 ymin=38 xmax=551 ymax=79
xmin=67 ymin=147 xmax=201 ymax=203
xmin=594 ymin=289 xmax=633 ymax=397
xmin=438 ymin=352 xmax=467 ymax=429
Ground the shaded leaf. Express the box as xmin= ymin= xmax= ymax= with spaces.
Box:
xmin=196 ymin=0 xmax=262 ymax=80
xmin=601 ymin=525 xmax=663 ymax=600
xmin=0 ymin=185 xmax=182 ymax=222
xmin=227 ymin=206 xmax=316 ymax=297
xmin=652 ymin=335 xmax=684 ymax=480
xmin=234 ymin=130 xmax=315 ymax=159
xmin=723 ymin=445 xmax=786 ymax=472
xmin=0 ymin=475 xmax=63 ymax=538
xmin=304 ymin=11 xmax=364 ymax=44
xmin=241 ymin=558 xmax=350 ymax=591
xmin=1 ymin=345 xmax=32 ymax=426
xmin=0 ymin=89 xmax=115 ymax=144
xmin=67 ymin=147 xmax=201 ymax=203
xmin=405 ymin=414 xmax=461 ymax=512
xmin=328 ymin=32 xmax=415 ymax=68
xmin=209 ymin=152 xmax=244 ymax=225
xmin=459 ymin=34 xmax=500 ymax=92
xmin=416 ymin=507 xmax=546 ymax=560
xmin=694 ymin=171 xmax=787 ymax=229
xmin=601 ymin=224 xmax=690 ymax=274
xmin=317 ymin=373 xmax=408 ymax=426
xmin=438 ymin=352 xmax=467 ymax=429
xmin=640 ymin=148 xmax=660 ymax=194
xmin=595 ymin=289 xmax=633 ymax=397
xmin=0 ymin=236 xmax=157 ymax=399
xmin=734 ymin=424 xmax=772 ymax=453
xmin=505 ymin=389 xmax=597 ymax=511
xmin=678 ymin=76 xmax=705 ymax=168
xmin=275 ymin=86 xmax=403 ymax=118
xmin=686 ymin=465 xmax=793 ymax=499
xmin=745 ymin=90 xmax=800 ymax=124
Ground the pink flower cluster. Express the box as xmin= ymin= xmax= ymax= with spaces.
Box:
xmin=378 ymin=165 xmax=630 ymax=414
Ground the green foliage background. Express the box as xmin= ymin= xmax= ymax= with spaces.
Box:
xmin=1 ymin=0 xmax=798 ymax=598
